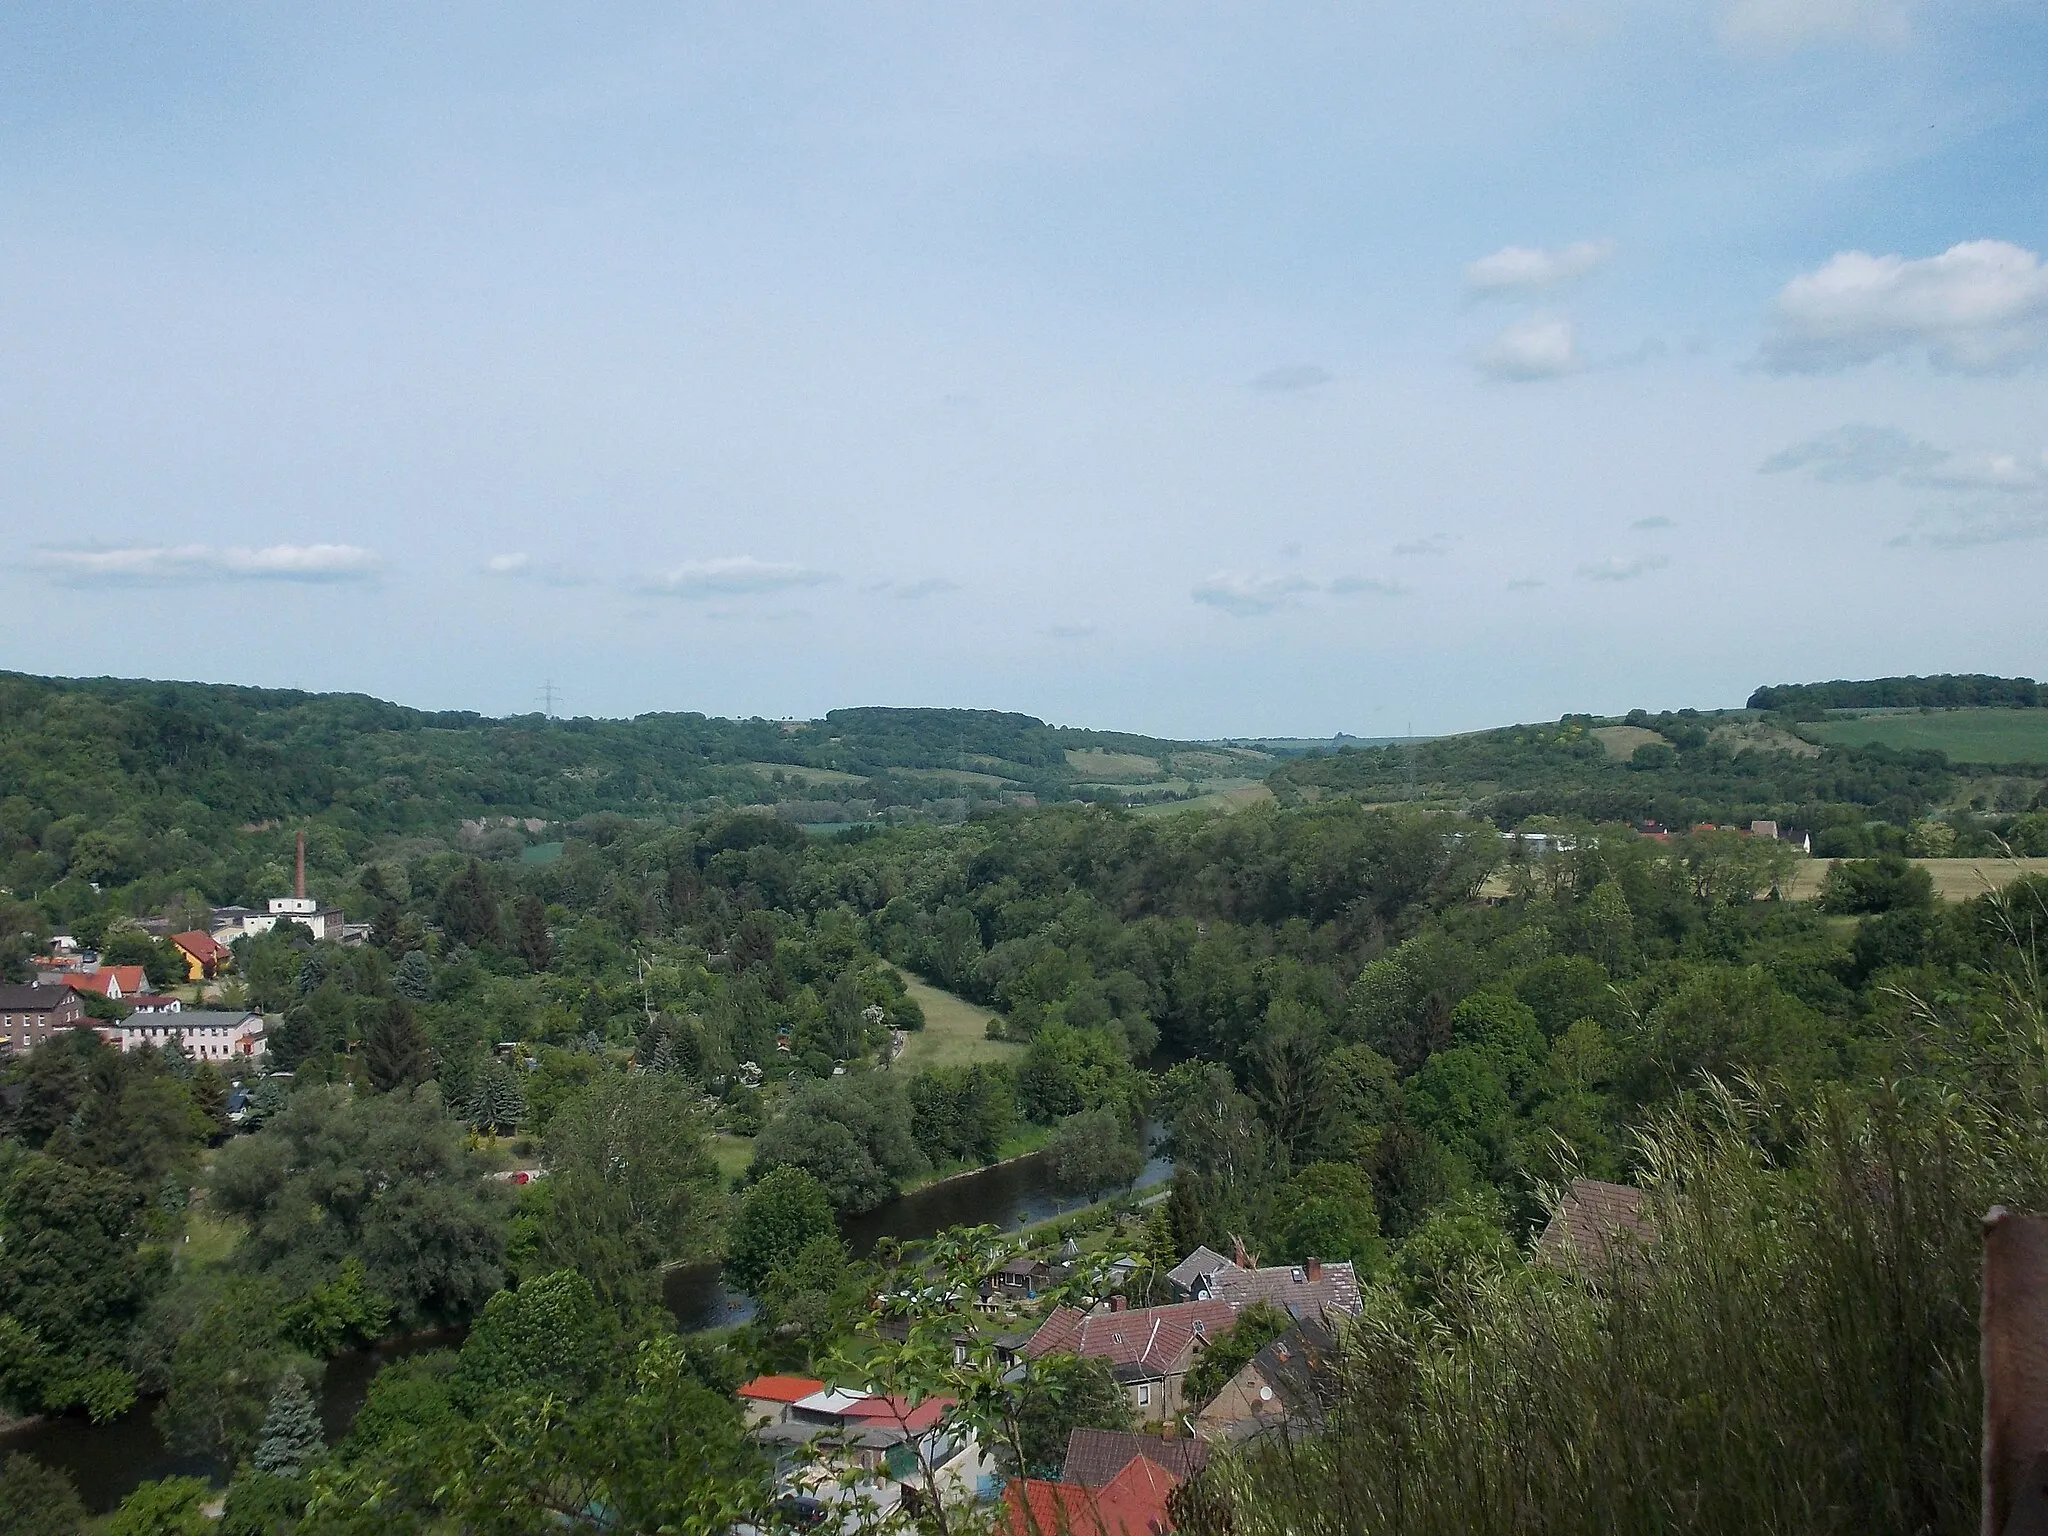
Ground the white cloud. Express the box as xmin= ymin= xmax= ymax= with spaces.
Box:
xmin=642 ymin=555 xmax=833 ymax=598
xmin=1718 ymin=0 xmax=1910 ymax=54
xmin=866 ymin=576 xmax=961 ymax=600
xmin=1193 ymin=570 xmax=1404 ymax=616
xmin=1250 ymin=364 xmax=1333 ymax=392
xmin=483 ymin=550 xmax=590 ymax=586
xmin=1476 ymin=316 xmax=1583 ymax=381
xmin=1631 ymin=515 xmax=1676 ymax=530
xmin=1577 ymin=554 xmax=1669 ymax=582
xmin=38 ymin=543 xmax=380 ymax=584
xmin=484 ymin=552 xmax=532 ymax=575
xmin=1759 ymin=241 xmax=2048 ymax=374
xmin=1465 ymin=240 xmax=1614 ymax=298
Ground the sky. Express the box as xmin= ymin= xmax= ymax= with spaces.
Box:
xmin=1 ymin=2 xmax=2044 ymax=739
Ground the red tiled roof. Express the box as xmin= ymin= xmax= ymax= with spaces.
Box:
xmin=737 ymin=1375 xmax=824 ymax=1403
xmin=1001 ymin=1454 xmax=1181 ymax=1536
xmin=842 ymin=1394 xmax=954 ymax=1435
xmin=61 ymin=966 xmax=147 ymax=997
xmin=172 ymin=931 xmax=231 ymax=963
xmin=1199 ymin=1261 xmax=1362 ymax=1320
xmin=1024 ymin=1301 xmax=1237 ymax=1379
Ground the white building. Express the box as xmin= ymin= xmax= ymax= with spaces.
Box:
xmin=98 ymin=1009 xmax=266 ymax=1062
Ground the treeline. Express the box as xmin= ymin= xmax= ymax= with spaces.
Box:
xmin=1749 ymin=673 xmax=2043 ymax=712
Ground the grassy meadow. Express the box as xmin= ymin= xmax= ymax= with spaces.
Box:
xmin=1800 ymin=708 xmax=2048 ymax=765
xmin=894 ymin=975 xmax=1025 ymax=1071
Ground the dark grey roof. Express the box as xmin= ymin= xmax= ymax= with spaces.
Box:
xmin=0 ymin=985 xmax=80 ymax=1012
xmin=1168 ymin=1246 xmax=1236 ymax=1292
xmin=1199 ymin=1260 xmax=1362 ymax=1320
xmin=108 ymin=1009 xmax=261 ymax=1029
xmin=1061 ymin=1429 xmax=1211 ymax=1488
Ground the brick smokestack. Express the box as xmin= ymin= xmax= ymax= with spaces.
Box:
xmin=296 ymin=828 xmax=307 ymax=900
xmin=1306 ymin=1257 xmax=1323 ymax=1283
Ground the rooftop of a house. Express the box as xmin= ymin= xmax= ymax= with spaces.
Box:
xmin=1534 ymin=1179 xmax=1652 ymax=1272
xmin=0 ymin=984 xmax=79 ymax=1011
xmin=105 ymin=1009 xmax=261 ymax=1030
xmin=172 ymin=930 xmax=231 ymax=961
xmin=1166 ymin=1245 xmax=1236 ymax=1292
xmin=737 ymin=1375 xmax=825 ymax=1404
xmin=1195 ymin=1258 xmax=1362 ymax=1321
xmin=61 ymin=966 xmax=147 ymax=997
xmin=1062 ymin=1429 xmax=1211 ymax=1488
xmin=1001 ymin=1452 xmax=1182 ymax=1536
xmin=1024 ymin=1299 xmax=1238 ymax=1379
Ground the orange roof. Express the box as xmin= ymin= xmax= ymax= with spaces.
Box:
xmin=62 ymin=966 xmax=147 ymax=997
xmin=736 ymin=1375 xmax=825 ymax=1404
xmin=172 ymin=931 xmax=231 ymax=962
xmin=1000 ymin=1455 xmax=1181 ymax=1536
xmin=843 ymin=1394 xmax=954 ymax=1435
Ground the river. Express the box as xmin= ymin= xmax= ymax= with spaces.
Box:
xmin=1 ymin=1145 xmax=1172 ymax=1510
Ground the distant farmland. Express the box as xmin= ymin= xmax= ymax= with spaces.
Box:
xmin=1799 ymin=708 xmax=2048 ymax=766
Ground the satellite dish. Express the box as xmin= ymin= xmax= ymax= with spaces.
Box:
xmin=1259 ymin=1386 xmax=1273 ymax=1401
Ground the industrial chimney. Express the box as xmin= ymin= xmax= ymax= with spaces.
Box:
xmin=295 ymin=828 xmax=307 ymax=901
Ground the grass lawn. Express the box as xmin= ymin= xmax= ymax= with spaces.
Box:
xmin=177 ymin=1209 xmax=244 ymax=1273
xmin=710 ymin=1134 xmax=756 ymax=1183
xmin=1065 ymin=748 xmax=1162 ymax=780
xmin=1801 ymin=709 xmax=2048 ymax=765
xmin=895 ymin=976 xmax=1024 ymax=1072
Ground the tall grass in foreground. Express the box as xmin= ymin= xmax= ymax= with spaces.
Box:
xmin=1194 ymin=883 xmax=2048 ymax=1536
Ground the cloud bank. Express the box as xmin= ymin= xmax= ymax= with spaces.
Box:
xmin=641 ymin=556 xmax=833 ymax=598
xmin=1760 ymin=241 xmax=2048 ymax=374
xmin=38 ymin=543 xmax=382 ymax=584
xmin=1193 ymin=570 xmax=1404 ymax=616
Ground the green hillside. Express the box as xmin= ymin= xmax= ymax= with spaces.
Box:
xmin=1799 ymin=708 xmax=2048 ymax=766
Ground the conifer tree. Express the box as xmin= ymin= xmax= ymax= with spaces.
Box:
xmin=363 ymin=998 xmax=433 ymax=1093
xmin=515 ymin=893 xmax=553 ymax=972
xmin=250 ymin=1371 xmax=323 ymax=1477
xmin=392 ymin=948 xmax=433 ymax=1002
xmin=465 ymin=1058 xmax=524 ymax=1136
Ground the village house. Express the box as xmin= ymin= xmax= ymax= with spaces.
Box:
xmin=1171 ymin=1240 xmax=1363 ymax=1326
xmin=1190 ymin=1318 xmax=1341 ymax=1445
xmin=1534 ymin=1178 xmax=1652 ymax=1274
xmin=1023 ymin=1298 xmax=1238 ymax=1424
xmin=997 ymin=1430 xmax=1209 ymax=1536
xmin=171 ymin=930 xmax=232 ymax=981
xmin=96 ymin=1008 xmax=266 ymax=1062
xmin=736 ymin=1377 xmax=994 ymax=1516
xmin=0 ymin=984 xmax=87 ymax=1055
xmin=60 ymin=964 xmax=148 ymax=1002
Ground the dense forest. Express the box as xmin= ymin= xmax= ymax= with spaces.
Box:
xmin=3 ymin=673 xmax=2048 ymax=1532
xmin=1748 ymin=673 xmax=2043 ymax=713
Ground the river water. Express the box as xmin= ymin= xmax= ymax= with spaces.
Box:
xmin=2 ymin=1147 xmax=1172 ymax=1510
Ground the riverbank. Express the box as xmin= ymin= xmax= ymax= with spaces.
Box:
xmin=895 ymin=1127 xmax=1054 ymax=1198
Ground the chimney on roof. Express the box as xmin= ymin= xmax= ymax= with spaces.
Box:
xmin=1111 ymin=1295 xmax=1127 ymax=1312
xmin=295 ymin=828 xmax=307 ymax=901
xmin=1306 ymin=1257 xmax=1323 ymax=1282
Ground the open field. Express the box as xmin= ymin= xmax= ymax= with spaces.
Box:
xmin=1130 ymin=781 xmax=1274 ymax=817
xmin=895 ymin=975 xmax=1025 ymax=1071
xmin=1800 ymin=709 xmax=2048 ymax=765
xmin=742 ymin=761 xmax=868 ymax=788
xmin=901 ymin=767 xmax=1016 ymax=787
xmin=176 ymin=1209 xmax=243 ymax=1274
xmin=1710 ymin=721 xmax=1821 ymax=757
xmin=1065 ymin=748 xmax=1162 ymax=779
xmin=1590 ymin=725 xmax=1667 ymax=760
xmin=1782 ymin=857 xmax=2048 ymax=902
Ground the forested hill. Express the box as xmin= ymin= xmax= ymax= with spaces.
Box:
xmin=0 ymin=671 xmax=1272 ymax=922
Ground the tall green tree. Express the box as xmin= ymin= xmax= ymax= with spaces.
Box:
xmin=0 ymin=1453 xmax=87 ymax=1536
xmin=361 ymin=998 xmax=432 ymax=1093
xmin=251 ymin=1369 xmax=325 ymax=1476
xmin=725 ymin=1166 xmax=837 ymax=1295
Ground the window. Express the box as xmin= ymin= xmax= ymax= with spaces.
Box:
xmin=1137 ymin=1384 xmax=1151 ymax=1407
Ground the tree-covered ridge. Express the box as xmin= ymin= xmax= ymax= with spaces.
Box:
xmin=1748 ymin=673 xmax=2042 ymax=712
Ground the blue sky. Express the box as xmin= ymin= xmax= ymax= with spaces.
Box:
xmin=2 ymin=2 xmax=2044 ymax=736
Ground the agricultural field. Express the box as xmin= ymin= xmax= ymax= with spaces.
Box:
xmin=742 ymin=761 xmax=868 ymax=788
xmin=1131 ymin=781 xmax=1274 ymax=817
xmin=1799 ymin=709 xmax=2048 ymax=766
xmin=893 ymin=975 xmax=1025 ymax=1071
xmin=1065 ymin=748 xmax=1162 ymax=779
xmin=1781 ymin=857 xmax=2048 ymax=902
xmin=1709 ymin=720 xmax=1820 ymax=758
